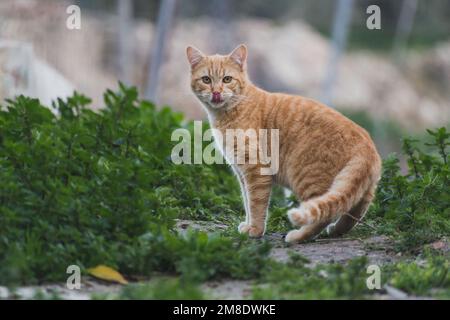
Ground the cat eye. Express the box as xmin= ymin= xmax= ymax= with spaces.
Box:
xmin=223 ymin=76 xmax=233 ymax=83
xmin=201 ymin=76 xmax=211 ymax=84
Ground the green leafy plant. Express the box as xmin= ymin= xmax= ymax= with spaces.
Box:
xmin=0 ymin=84 xmax=259 ymax=285
xmin=368 ymin=127 xmax=450 ymax=251
xmin=252 ymin=257 xmax=373 ymax=299
xmin=386 ymin=254 xmax=449 ymax=297
xmin=253 ymin=253 xmax=450 ymax=299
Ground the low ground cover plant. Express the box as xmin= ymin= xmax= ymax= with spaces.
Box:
xmin=0 ymin=85 xmax=448 ymax=298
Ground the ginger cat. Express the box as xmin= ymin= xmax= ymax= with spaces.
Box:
xmin=186 ymin=44 xmax=381 ymax=243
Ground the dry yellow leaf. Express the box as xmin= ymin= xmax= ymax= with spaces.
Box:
xmin=87 ymin=265 xmax=128 ymax=284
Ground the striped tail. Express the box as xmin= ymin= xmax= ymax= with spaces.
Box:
xmin=287 ymin=153 xmax=381 ymax=227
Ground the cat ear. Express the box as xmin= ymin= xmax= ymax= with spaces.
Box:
xmin=186 ymin=46 xmax=204 ymax=68
xmin=229 ymin=44 xmax=247 ymax=69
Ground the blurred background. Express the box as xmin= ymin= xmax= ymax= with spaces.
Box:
xmin=0 ymin=0 xmax=449 ymax=157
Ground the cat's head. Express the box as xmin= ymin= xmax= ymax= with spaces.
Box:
xmin=186 ymin=44 xmax=248 ymax=110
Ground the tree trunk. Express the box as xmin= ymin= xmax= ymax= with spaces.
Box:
xmin=117 ymin=0 xmax=134 ymax=84
xmin=144 ymin=0 xmax=177 ymax=104
xmin=321 ymin=0 xmax=354 ymax=107
xmin=392 ymin=0 xmax=418 ymax=60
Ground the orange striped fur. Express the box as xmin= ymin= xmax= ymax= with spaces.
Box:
xmin=186 ymin=44 xmax=382 ymax=243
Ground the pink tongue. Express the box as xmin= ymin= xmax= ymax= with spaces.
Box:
xmin=212 ymin=92 xmax=221 ymax=103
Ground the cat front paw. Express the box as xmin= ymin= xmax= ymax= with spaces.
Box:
xmin=238 ymin=222 xmax=264 ymax=238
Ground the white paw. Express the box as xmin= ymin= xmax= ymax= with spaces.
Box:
xmin=238 ymin=222 xmax=251 ymax=233
xmin=238 ymin=222 xmax=264 ymax=238
xmin=285 ymin=230 xmax=302 ymax=243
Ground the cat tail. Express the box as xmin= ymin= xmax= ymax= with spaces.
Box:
xmin=287 ymin=152 xmax=381 ymax=227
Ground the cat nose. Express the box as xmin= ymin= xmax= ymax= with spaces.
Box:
xmin=212 ymin=91 xmax=222 ymax=103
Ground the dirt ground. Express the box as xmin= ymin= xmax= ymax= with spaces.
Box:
xmin=176 ymin=219 xmax=399 ymax=266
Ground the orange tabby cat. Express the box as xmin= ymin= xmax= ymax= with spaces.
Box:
xmin=186 ymin=44 xmax=381 ymax=243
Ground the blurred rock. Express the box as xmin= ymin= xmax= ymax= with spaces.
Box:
xmin=0 ymin=40 xmax=74 ymax=106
